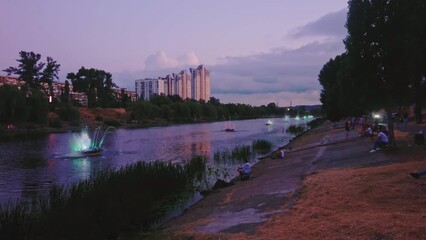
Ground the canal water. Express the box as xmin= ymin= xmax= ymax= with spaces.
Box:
xmin=0 ymin=117 xmax=307 ymax=204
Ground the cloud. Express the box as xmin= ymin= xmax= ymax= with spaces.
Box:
xmin=177 ymin=51 xmax=200 ymax=66
xmin=145 ymin=51 xmax=178 ymax=70
xmin=290 ymin=8 xmax=347 ymax=39
xmin=114 ymin=9 xmax=347 ymax=106
xmin=144 ymin=51 xmax=200 ymax=70
xmin=210 ymin=40 xmax=344 ymax=96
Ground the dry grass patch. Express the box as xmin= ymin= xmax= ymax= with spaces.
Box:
xmin=253 ymin=161 xmax=426 ymax=240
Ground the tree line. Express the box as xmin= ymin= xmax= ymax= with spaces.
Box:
xmin=319 ymin=0 xmax=426 ymax=144
xmin=1 ymin=51 xmax=319 ymax=127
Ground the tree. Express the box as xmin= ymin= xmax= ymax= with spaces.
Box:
xmin=344 ymin=0 xmax=412 ymax=145
xmin=27 ymin=89 xmax=49 ymax=124
xmin=0 ymin=85 xmax=28 ymax=123
xmin=60 ymin=80 xmax=70 ymax=103
xmin=40 ymin=57 xmax=61 ymax=97
xmin=67 ymin=67 xmax=118 ymax=108
xmin=3 ymin=51 xmax=60 ymax=95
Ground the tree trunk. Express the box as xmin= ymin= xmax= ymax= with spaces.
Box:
xmin=414 ymin=88 xmax=423 ymax=123
xmin=386 ymin=108 xmax=396 ymax=148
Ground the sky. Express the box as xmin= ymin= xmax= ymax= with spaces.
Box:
xmin=0 ymin=0 xmax=348 ymax=106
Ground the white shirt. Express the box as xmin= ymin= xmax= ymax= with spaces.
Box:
xmin=366 ymin=127 xmax=372 ymax=135
xmin=378 ymin=132 xmax=389 ymax=143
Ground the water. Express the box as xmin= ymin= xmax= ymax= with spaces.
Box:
xmin=0 ymin=117 xmax=307 ymax=204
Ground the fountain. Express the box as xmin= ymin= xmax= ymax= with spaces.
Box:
xmin=71 ymin=126 xmax=116 ymax=156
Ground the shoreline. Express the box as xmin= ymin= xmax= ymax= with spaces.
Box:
xmin=141 ymin=120 xmax=426 ymax=240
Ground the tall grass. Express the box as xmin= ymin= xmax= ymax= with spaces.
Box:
xmin=214 ymin=144 xmax=251 ymax=163
xmin=0 ymin=156 xmax=206 ymax=240
xmin=286 ymin=124 xmax=306 ymax=136
xmin=307 ymin=117 xmax=325 ymax=129
xmin=252 ymin=139 xmax=272 ymax=154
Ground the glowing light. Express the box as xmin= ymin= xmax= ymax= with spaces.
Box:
xmin=373 ymin=114 xmax=381 ymax=119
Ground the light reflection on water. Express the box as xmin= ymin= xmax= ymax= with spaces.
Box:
xmin=0 ymin=117 xmax=307 ymax=204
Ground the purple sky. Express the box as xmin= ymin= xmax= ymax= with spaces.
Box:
xmin=0 ymin=0 xmax=348 ymax=106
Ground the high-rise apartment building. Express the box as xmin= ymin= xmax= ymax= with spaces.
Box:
xmin=190 ymin=65 xmax=210 ymax=101
xmin=176 ymin=70 xmax=191 ymax=100
xmin=134 ymin=64 xmax=210 ymax=101
xmin=135 ymin=78 xmax=165 ymax=100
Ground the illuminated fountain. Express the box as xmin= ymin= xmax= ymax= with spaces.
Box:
xmin=71 ymin=126 xmax=116 ymax=156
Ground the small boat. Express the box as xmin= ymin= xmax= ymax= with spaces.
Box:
xmin=265 ymin=119 xmax=273 ymax=125
xmin=80 ymin=147 xmax=103 ymax=156
xmin=225 ymin=128 xmax=235 ymax=132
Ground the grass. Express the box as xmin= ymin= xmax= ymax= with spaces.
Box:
xmin=286 ymin=124 xmax=306 ymax=136
xmin=213 ymin=144 xmax=252 ymax=163
xmin=307 ymin=117 xmax=325 ymax=129
xmin=252 ymin=139 xmax=272 ymax=154
xmin=0 ymin=156 xmax=206 ymax=240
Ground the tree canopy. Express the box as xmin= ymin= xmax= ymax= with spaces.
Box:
xmin=3 ymin=51 xmax=60 ymax=95
xmin=67 ymin=67 xmax=118 ymax=108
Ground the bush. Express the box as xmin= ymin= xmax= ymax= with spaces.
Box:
xmin=95 ymin=115 xmax=103 ymax=121
xmin=48 ymin=118 xmax=62 ymax=128
xmin=252 ymin=139 xmax=272 ymax=154
xmin=307 ymin=117 xmax=325 ymax=129
xmin=286 ymin=125 xmax=305 ymax=136
xmin=58 ymin=103 xmax=80 ymax=123
xmin=103 ymin=119 xmax=121 ymax=127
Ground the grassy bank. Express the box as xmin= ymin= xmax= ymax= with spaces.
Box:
xmin=0 ymin=156 xmax=206 ymax=239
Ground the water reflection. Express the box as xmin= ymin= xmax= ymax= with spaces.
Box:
xmin=0 ymin=118 xmax=303 ymax=204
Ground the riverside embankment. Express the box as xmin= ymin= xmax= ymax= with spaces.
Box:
xmin=143 ymin=120 xmax=426 ymax=240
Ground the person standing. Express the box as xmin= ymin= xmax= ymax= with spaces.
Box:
xmin=403 ymin=110 xmax=409 ymax=128
xmin=345 ymin=120 xmax=350 ymax=140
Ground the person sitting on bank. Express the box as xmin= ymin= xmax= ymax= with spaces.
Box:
xmin=363 ymin=125 xmax=373 ymax=137
xmin=370 ymin=128 xmax=389 ymax=152
xmin=238 ymin=161 xmax=252 ymax=180
xmin=410 ymin=169 xmax=426 ymax=179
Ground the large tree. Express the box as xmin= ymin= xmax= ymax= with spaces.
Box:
xmin=344 ymin=0 xmax=413 ymax=145
xmin=3 ymin=51 xmax=60 ymax=95
xmin=67 ymin=67 xmax=118 ymax=108
xmin=318 ymin=55 xmax=346 ymax=122
xmin=40 ymin=57 xmax=61 ymax=97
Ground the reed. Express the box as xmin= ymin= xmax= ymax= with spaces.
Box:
xmin=0 ymin=156 xmax=206 ymax=240
xmin=307 ymin=117 xmax=325 ymax=129
xmin=214 ymin=144 xmax=252 ymax=163
xmin=286 ymin=124 xmax=306 ymax=136
xmin=252 ymin=139 xmax=272 ymax=154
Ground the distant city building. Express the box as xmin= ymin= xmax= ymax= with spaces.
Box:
xmin=0 ymin=76 xmax=24 ymax=88
xmin=176 ymin=70 xmax=191 ymax=100
xmin=190 ymin=65 xmax=210 ymax=101
xmin=0 ymin=75 xmax=137 ymax=107
xmin=135 ymin=78 xmax=166 ymax=100
xmin=134 ymin=64 xmax=210 ymax=102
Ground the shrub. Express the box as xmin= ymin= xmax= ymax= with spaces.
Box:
xmin=307 ymin=118 xmax=325 ymax=129
xmin=286 ymin=125 xmax=305 ymax=136
xmin=48 ymin=118 xmax=62 ymax=128
xmin=103 ymin=119 xmax=121 ymax=127
xmin=252 ymin=139 xmax=272 ymax=154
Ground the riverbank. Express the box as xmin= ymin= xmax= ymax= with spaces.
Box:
xmin=142 ymin=120 xmax=426 ymax=239
xmin=0 ymin=107 xmax=296 ymax=140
